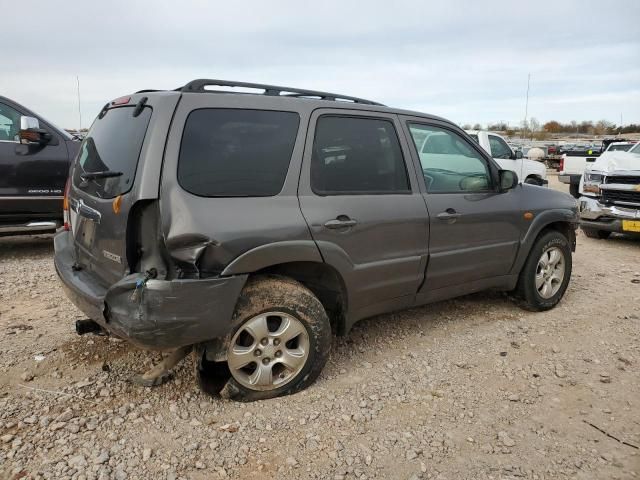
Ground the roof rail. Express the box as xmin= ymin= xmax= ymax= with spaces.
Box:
xmin=179 ymin=79 xmax=384 ymax=106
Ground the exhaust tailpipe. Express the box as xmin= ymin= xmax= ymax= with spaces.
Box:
xmin=75 ymin=319 xmax=102 ymax=335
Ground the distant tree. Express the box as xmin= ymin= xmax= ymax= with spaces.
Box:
xmin=530 ymin=117 xmax=540 ymax=133
xmin=462 ymin=123 xmax=471 ymax=130
xmin=472 ymin=123 xmax=482 ymax=130
xmin=543 ymin=121 xmax=561 ymax=133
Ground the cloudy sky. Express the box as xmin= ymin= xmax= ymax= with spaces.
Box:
xmin=2 ymin=0 xmax=638 ymax=130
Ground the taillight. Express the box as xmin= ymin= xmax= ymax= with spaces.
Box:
xmin=559 ymin=155 xmax=565 ymax=172
xmin=63 ymin=177 xmax=71 ymax=231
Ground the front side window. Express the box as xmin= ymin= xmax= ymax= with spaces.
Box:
xmin=178 ymin=109 xmax=300 ymax=197
xmin=409 ymin=124 xmax=491 ymax=193
xmin=488 ymin=135 xmax=513 ymax=159
xmin=0 ymin=103 xmax=21 ymax=142
xmin=311 ymin=116 xmax=410 ymax=195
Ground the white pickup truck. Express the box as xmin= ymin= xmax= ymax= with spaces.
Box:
xmin=559 ymin=140 xmax=638 ymax=198
xmin=465 ymin=130 xmax=547 ymax=186
xmin=579 ymin=142 xmax=640 ymax=238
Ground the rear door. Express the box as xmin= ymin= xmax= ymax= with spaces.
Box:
xmin=402 ymin=119 xmax=522 ymax=292
xmin=298 ymin=110 xmax=429 ymax=316
xmin=69 ymin=93 xmax=180 ymax=287
xmin=0 ymin=101 xmax=69 ymax=220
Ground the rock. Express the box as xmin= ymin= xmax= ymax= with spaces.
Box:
xmin=406 ymin=449 xmax=418 ymax=460
xmin=552 ymin=345 xmax=561 ymax=353
xmin=195 ymin=461 xmax=206 ymax=469
xmin=286 ymin=456 xmax=298 ymax=466
xmin=554 ymin=364 xmax=566 ymax=378
xmin=508 ymin=394 xmax=520 ymax=402
xmin=98 ymin=388 xmax=110 ymax=397
xmin=1 ymin=434 xmax=14 ymax=443
xmin=68 ymin=455 xmax=88 ymax=468
xmin=498 ymin=431 xmax=516 ymax=447
xmin=142 ymin=448 xmax=152 ymax=461
xmin=56 ymin=410 xmax=74 ymax=422
xmin=20 ymin=372 xmax=34 ymax=382
xmin=94 ymin=451 xmax=109 ymax=464
xmin=23 ymin=415 xmax=38 ymax=424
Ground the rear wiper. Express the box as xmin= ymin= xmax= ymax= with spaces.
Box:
xmin=80 ymin=170 xmax=123 ymax=180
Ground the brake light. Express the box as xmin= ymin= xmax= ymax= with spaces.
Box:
xmin=559 ymin=155 xmax=565 ymax=172
xmin=63 ymin=177 xmax=71 ymax=231
xmin=111 ymin=96 xmax=131 ymax=105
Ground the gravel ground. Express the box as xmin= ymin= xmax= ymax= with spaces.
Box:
xmin=1 ymin=176 xmax=639 ymax=480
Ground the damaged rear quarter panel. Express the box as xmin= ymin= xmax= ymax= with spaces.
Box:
xmin=159 ymin=95 xmax=314 ymax=276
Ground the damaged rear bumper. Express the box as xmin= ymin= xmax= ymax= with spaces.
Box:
xmin=54 ymin=232 xmax=247 ymax=350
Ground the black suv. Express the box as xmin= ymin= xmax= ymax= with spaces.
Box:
xmin=54 ymin=79 xmax=578 ymax=400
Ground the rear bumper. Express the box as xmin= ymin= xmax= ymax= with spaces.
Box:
xmin=54 ymin=231 xmax=247 ymax=350
xmin=558 ymin=174 xmax=580 ymax=185
xmin=579 ymin=196 xmax=640 ymax=233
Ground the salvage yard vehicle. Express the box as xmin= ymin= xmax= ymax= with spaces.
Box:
xmin=579 ymin=142 xmax=640 ymax=238
xmin=465 ymin=130 xmax=548 ymax=186
xmin=559 ymin=139 xmax=638 ymax=198
xmin=0 ymin=97 xmax=80 ymax=235
xmin=54 ymin=79 xmax=579 ymax=401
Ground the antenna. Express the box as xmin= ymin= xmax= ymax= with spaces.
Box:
xmin=76 ymin=76 xmax=82 ymax=131
xmin=522 ymin=73 xmax=530 ymax=140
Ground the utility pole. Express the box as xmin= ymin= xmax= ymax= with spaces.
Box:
xmin=522 ymin=73 xmax=530 ymax=140
xmin=76 ymin=76 xmax=82 ymax=132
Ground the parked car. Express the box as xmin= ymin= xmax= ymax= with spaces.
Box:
xmin=465 ymin=130 xmax=548 ymax=186
xmin=579 ymin=142 xmax=640 ymax=238
xmin=0 ymin=96 xmax=80 ymax=235
xmin=559 ymin=139 xmax=638 ymax=198
xmin=54 ymin=79 xmax=579 ymax=401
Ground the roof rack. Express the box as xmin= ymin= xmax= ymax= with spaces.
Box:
xmin=178 ymin=79 xmax=384 ymax=106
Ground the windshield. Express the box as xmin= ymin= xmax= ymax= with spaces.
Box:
xmin=72 ymin=106 xmax=152 ymax=199
xmin=607 ymin=143 xmax=634 ymax=152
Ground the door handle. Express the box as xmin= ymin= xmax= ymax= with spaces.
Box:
xmin=436 ymin=209 xmax=461 ymax=221
xmin=324 ymin=216 xmax=357 ymax=229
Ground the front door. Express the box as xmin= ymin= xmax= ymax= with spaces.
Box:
xmin=0 ymin=101 xmax=69 ymax=220
xmin=403 ymin=120 xmax=522 ymax=293
xmin=298 ymin=110 xmax=429 ymax=318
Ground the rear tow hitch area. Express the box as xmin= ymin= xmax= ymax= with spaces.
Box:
xmin=75 ymin=319 xmax=103 ymax=335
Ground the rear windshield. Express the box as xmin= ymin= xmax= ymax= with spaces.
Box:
xmin=178 ymin=109 xmax=299 ymax=197
xmin=73 ymin=106 xmax=151 ymax=199
xmin=607 ymin=143 xmax=633 ymax=152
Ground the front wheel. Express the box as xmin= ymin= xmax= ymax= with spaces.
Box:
xmin=525 ymin=176 xmax=542 ymax=186
xmin=515 ymin=230 xmax=572 ymax=311
xmin=221 ymin=276 xmax=331 ymax=402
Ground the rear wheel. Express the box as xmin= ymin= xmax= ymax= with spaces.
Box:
xmin=515 ymin=230 xmax=572 ymax=311
xmin=581 ymin=227 xmax=611 ymax=239
xmin=221 ymin=276 xmax=331 ymax=402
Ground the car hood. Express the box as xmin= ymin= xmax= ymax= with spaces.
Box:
xmin=588 ymin=151 xmax=640 ymax=173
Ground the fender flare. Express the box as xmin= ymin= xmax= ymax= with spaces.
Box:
xmin=221 ymin=240 xmax=323 ymax=276
xmin=511 ymin=208 xmax=577 ymax=274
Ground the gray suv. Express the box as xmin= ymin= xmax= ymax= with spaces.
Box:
xmin=54 ymin=79 xmax=579 ymax=401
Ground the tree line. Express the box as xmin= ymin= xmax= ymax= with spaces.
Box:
xmin=462 ymin=119 xmax=640 ymax=139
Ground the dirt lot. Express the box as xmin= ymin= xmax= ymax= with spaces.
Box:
xmin=1 ymin=176 xmax=638 ymax=480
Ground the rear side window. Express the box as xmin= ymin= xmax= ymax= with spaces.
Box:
xmin=178 ymin=109 xmax=299 ymax=197
xmin=73 ymin=106 xmax=151 ymax=199
xmin=311 ymin=116 xmax=410 ymax=195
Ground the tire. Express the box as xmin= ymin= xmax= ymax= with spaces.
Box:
xmin=525 ymin=176 xmax=542 ymax=186
xmin=569 ymin=183 xmax=579 ymax=198
xmin=581 ymin=227 xmax=611 ymax=239
xmin=515 ymin=230 xmax=572 ymax=311
xmin=220 ymin=275 xmax=331 ymax=402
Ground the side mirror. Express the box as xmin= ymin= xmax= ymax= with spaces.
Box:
xmin=515 ymin=150 xmax=523 ymax=159
xmin=499 ymin=170 xmax=518 ymax=192
xmin=19 ymin=115 xmax=51 ymax=145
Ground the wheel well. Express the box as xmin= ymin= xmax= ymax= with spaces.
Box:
xmin=253 ymin=262 xmax=348 ymax=335
xmin=540 ymin=221 xmax=576 ymax=251
xmin=525 ymin=174 xmax=543 ymax=185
